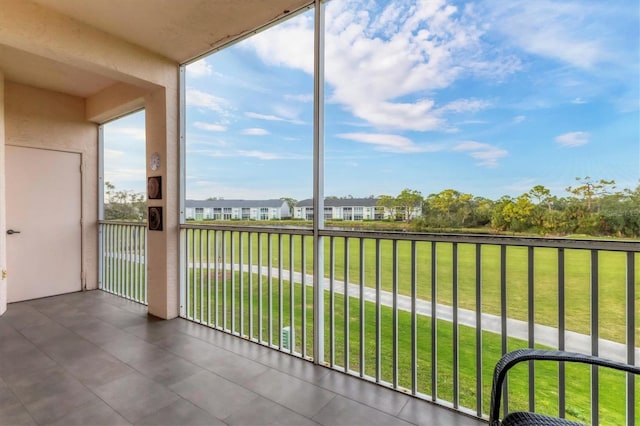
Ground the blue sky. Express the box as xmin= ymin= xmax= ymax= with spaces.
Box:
xmin=105 ymin=0 xmax=639 ymax=201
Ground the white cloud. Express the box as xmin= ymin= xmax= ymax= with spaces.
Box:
xmin=272 ymin=104 xmax=304 ymax=124
xmin=337 ymin=132 xmax=442 ymax=153
xmin=186 ymin=88 xmax=232 ymax=115
xmin=285 ymin=93 xmax=313 ymax=103
xmin=483 ymin=1 xmax=616 ymax=69
xmin=187 ymin=59 xmax=213 ymax=78
xmin=108 ymin=127 xmax=145 ymax=141
xmin=453 ymin=141 xmax=508 ymax=168
xmin=194 ymin=121 xmax=227 ymax=132
xmin=236 ymin=150 xmax=303 ymax=160
xmin=555 ymin=131 xmax=589 ymax=147
xmin=242 ymin=128 xmax=270 ymax=136
xmin=571 ymin=97 xmax=588 ymax=104
xmin=245 ymin=110 xmax=304 ymax=125
xmin=512 ymin=115 xmax=526 ymax=124
xmin=438 ymin=99 xmax=492 ymax=114
xmin=245 ymin=112 xmax=285 ymax=122
xmin=194 ymin=149 xmax=306 ymax=161
xmin=246 ymin=1 xmax=515 ymax=132
xmin=104 ymin=149 xmax=124 ymax=159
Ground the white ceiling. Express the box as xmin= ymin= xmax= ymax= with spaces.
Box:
xmin=0 ymin=0 xmax=312 ymax=97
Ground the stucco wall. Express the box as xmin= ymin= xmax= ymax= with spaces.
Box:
xmin=0 ymin=73 xmax=6 ymax=314
xmin=4 ymin=82 xmax=99 ymax=290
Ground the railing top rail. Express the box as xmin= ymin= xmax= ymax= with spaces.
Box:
xmin=318 ymin=229 xmax=640 ymax=251
xmin=180 ymin=223 xmax=639 ymax=252
xmin=99 ymin=220 xmax=148 ymax=227
xmin=180 ymin=223 xmax=314 ymax=236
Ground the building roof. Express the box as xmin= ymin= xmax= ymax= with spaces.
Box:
xmin=296 ymin=198 xmax=379 ymax=208
xmin=186 ymin=199 xmax=287 ymax=209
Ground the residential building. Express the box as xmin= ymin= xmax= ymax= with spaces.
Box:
xmin=295 ymin=198 xmax=421 ymax=221
xmin=185 ymin=199 xmax=291 ymax=220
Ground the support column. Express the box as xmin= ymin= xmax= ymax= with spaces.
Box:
xmin=145 ymin=84 xmax=179 ymax=319
xmin=0 ymin=71 xmax=6 ymax=315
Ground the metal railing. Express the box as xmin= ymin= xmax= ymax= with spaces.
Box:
xmin=98 ymin=221 xmax=147 ymax=304
xmin=179 ymin=224 xmax=639 ymax=423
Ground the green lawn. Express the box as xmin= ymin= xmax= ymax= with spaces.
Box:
xmin=183 ymin=229 xmax=640 ymax=343
xmin=183 ymin=271 xmax=640 ymax=425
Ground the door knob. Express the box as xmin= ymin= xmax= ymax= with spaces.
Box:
xmin=6 ymin=229 xmax=20 ymax=235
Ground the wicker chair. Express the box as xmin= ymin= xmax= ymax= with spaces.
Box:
xmin=489 ymin=349 xmax=640 ymax=426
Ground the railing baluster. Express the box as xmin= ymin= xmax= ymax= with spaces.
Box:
xmin=301 ymin=235 xmax=307 ymax=358
xmin=231 ymin=231 xmax=236 ymax=333
xmin=375 ymin=238 xmax=381 ymax=383
xmin=143 ymin=226 xmax=147 ymax=303
xmin=222 ymin=230 xmax=228 ymax=330
xmin=344 ymin=236 xmax=350 ymax=372
xmin=126 ymin=225 xmax=132 ymax=299
xmin=591 ymin=250 xmax=599 ymax=426
xmin=199 ymin=229 xmax=205 ymax=322
xmin=475 ymin=244 xmax=482 ymax=417
xmin=626 ymin=251 xmax=635 ymax=424
xmin=528 ymin=246 xmax=535 ymax=412
xmin=103 ymin=224 xmax=108 ymax=292
xmin=359 ymin=238 xmax=365 ymax=378
xmin=248 ymin=232 xmax=253 ymax=340
xmin=431 ymin=240 xmax=437 ymax=401
xmin=189 ymin=227 xmax=195 ymax=319
xmin=411 ymin=240 xmax=417 ymax=395
xmin=135 ymin=226 xmax=140 ymax=301
xmin=118 ymin=224 xmax=123 ymax=297
xmin=239 ymin=231 xmax=244 ymax=337
xmin=258 ymin=233 xmax=263 ymax=343
xmin=214 ymin=230 xmax=219 ymax=328
xmin=289 ymin=234 xmax=294 ymax=354
xmin=392 ymin=239 xmax=398 ymax=389
xmin=452 ymin=242 xmax=459 ymax=408
xmin=268 ymin=233 xmax=273 ymax=346
xmin=330 ymin=236 xmax=335 ymax=367
xmin=105 ymin=224 xmax=110 ymax=292
xmin=180 ymin=228 xmax=186 ymax=316
xmin=501 ymin=244 xmax=508 ymax=417
xmin=278 ymin=234 xmax=283 ymax=349
xmin=558 ymin=248 xmax=566 ymax=419
xmin=206 ymin=229 xmax=211 ymax=326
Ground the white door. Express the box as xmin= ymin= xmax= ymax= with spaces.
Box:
xmin=6 ymin=146 xmax=82 ymax=302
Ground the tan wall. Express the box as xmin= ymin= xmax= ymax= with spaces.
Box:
xmin=4 ymin=82 xmax=99 ymax=290
xmin=0 ymin=72 xmax=6 ymax=314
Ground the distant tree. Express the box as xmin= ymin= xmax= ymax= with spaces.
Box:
xmin=566 ymin=176 xmax=616 ymax=212
xmin=529 ymin=185 xmax=553 ymax=211
xmin=377 ymin=195 xmax=396 ymax=220
xmin=491 ymin=194 xmax=535 ymax=232
xmin=598 ymin=183 xmax=640 ymax=237
xmin=104 ymin=181 xmax=147 ymax=221
xmin=490 ymin=196 xmax=513 ymax=231
xmin=426 ymin=189 xmax=473 ymax=226
xmin=468 ymin=196 xmax=494 ymax=227
xmin=395 ymin=188 xmax=423 ymax=222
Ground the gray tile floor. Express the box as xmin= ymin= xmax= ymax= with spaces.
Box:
xmin=0 ymin=291 xmax=486 ymax=425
